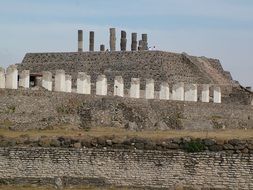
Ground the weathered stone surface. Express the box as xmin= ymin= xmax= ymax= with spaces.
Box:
xmin=0 ymin=147 xmax=252 ymax=189
xmin=0 ymin=89 xmax=252 ymax=130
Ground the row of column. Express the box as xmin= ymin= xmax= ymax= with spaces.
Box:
xmin=43 ymin=70 xmax=221 ymax=103
xmin=0 ymin=67 xmax=222 ymax=103
xmin=78 ymin=29 xmax=148 ymax=52
xmin=0 ymin=65 xmax=29 ymax=89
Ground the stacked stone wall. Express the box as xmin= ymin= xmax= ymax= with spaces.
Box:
xmin=0 ymin=147 xmax=252 ymax=189
xmin=18 ymin=51 xmax=234 ymax=90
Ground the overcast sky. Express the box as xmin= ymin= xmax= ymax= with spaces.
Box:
xmin=0 ymin=0 xmax=252 ymax=87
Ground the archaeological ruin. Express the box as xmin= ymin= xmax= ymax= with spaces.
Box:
xmin=0 ymin=28 xmax=253 ymax=189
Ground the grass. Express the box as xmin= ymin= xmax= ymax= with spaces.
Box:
xmin=0 ymin=125 xmax=253 ymax=141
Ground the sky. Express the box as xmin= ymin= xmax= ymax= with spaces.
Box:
xmin=0 ymin=0 xmax=252 ymax=87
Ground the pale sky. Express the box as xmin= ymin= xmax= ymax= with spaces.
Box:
xmin=0 ymin=0 xmax=252 ymax=87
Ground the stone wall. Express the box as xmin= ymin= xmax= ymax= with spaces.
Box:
xmin=0 ymin=89 xmax=252 ymax=130
xmin=17 ymin=51 xmax=234 ymax=89
xmin=0 ymin=147 xmax=252 ymax=189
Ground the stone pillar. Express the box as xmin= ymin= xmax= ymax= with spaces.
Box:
xmin=65 ymin=75 xmax=72 ymax=93
xmin=201 ymin=84 xmax=209 ymax=103
xmin=0 ymin=67 xmax=5 ymax=89
xmin=184 ymin=84 xmax=197 ymax=102
xmin=42 ymin=71 xmax=52 ymax=91
xmin=172 ymin=82 xmax=184 ymax=101
xmin=145 ymin=79 xmax=154 ymax=99
xmin=213 ymin=86 xmax=221 ymax=103
xmin=138 ymin=40 xmax=143 ymax=51
xmin=54 ymin=70 xmax=65 ymax=92
xmin=142 ymin=34 xmax=148 ymax=50
xmin=114 ymin=76 xmax=124 ymax=97
xmin=78 ymin=30 xmax=83 ymax=52
xmin=19 ymin=70 xmax=30 ymax=88
xmin=159 ymin=82 xmax=169 ymax=100
xmin=6 ymin=65 xmax=18 ymax=89
xmin=100 ymin=44 xmax=105 ymax=52
xmin=77 ymin=72 xmax=91 ymax=94
xmin=110 ymin=28 xmax=116 ymax=51
xmin=130 ymin=78 xmax=140 ymax=98
xmin=120 ymin=30 xmax=127 ymax=51
xmin=131 ymin=33 xmax=137 ymax=51
xmin=89 ymin=31 xmax=95 ymax=52
xmin=96 ymin=75 xmax=107 ymax=96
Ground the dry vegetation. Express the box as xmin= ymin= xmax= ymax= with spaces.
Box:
xmin=0 ymin=125 xmax=253 ymax=141
xmin=0 ymin=185 xmax=132 ymax=190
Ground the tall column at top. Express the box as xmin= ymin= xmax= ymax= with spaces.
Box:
xmin=0 ymin=67 xmax=5 ymax=89
xmin=142 ymin=34 xmax=148 ymax=50
xmin=89 ymin=31 xmax=95 ymax=52
xmin=120 ymin=30 xmax=127 ymax=51
xmin=131 ymin=33 xmax=137 ymax=51
xmin=110 ymin=28 xmax=116 ymax=51
xmin=78 ymin=30 xmax=83 ymax=52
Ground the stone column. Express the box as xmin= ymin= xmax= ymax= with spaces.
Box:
xmin=54 ymin=70 xmax=65 ymax=92
xmin=172 ymin=82 xmax=184 ymax=101
xmin=65 ymin=75 xmax=72 ymax=93
xmin=100 ymin=44 xmax=105 ymax=52
xmin=131 ymin=33 xmax=137 ymax=51
xmin=89 ymin=31 xmax=95 ymax=52
xmin=77 ymin=72 xmax=91 ymax=94
xmin=159 ymin=82 xmax=169 ymax=100
xmin=120 ymin=30 xmax=127 ymax=51
xmin=0 ymin=67 xmax=5 ymax=89
xmin=138 ymin=40 xmax=143 ymax=51
xmin=114 ymin=76 xmax=124 ymax=97
xmin=19 ymin=70 xmax=30 ymax=88
xmin=145 ymin=79 xmax=154 ymax=99
xmin=130 ymin=78 xmax=140 ymax=98
xmin=42 ymin=71 xmax=52 ymax=91
xmin=142 ymin=34 xmax=148 ymax=50
xmin=96 ymin=75 xmax=107 ymax=96
xmin=110 ymin=28 xmax=116 ymax=51
xmin=213 ymin=86 xmax=221 ymax=103
xmin=78 ymin=30 xmax=83 ymax=52
xmin=201 ymin=84 xmax=209 ymax=103
xmin=6 ymin=65 xmax=18 ymax=89
xmin=184 ymin=84 xmax=197 ymax=102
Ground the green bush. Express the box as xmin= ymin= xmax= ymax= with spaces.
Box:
xmin=184 ymin=140 xmax=205 ymax=152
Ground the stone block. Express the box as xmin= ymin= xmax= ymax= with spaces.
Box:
xmin=54 ymin=70 xmax=65 ymax=92
xmin=184 ymin=84 xmax=197 ymax=102
xmin=159 ymin=82 xmax=169 ymax=100
xmin=145 ymin=79 xmax=154 ymax=99
xmin=130 ymin=78 xmax=140 ymax=98
xmin=96 ymin=75 xmax=107 ymax=96
xmin=114 ymin=76 xmax=124 ymax=97
xmin=172 ymin=82 xmax=184 ymax=101
xmin=65 ymin=75 xmax=72 ymax=93
xmin=0 ymin=67 xmax=5 ymax=89
xmin=213 ymin=86 xmax=221 ymax=103
xmin=201 ymin=84 xmax=210 ymax=103
xmin=77 ymin=72 xmax=91 ymax=94
xmin=42 ymin=71 xmax=52 ymax=91
xmin=19 ymin=70 xmax=30 ymax=88
xmin=6 ymin=65 xmax=18 ymax=89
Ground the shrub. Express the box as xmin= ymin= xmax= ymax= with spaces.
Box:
xmin=184 ymin=140 xmax=205 ymax=152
